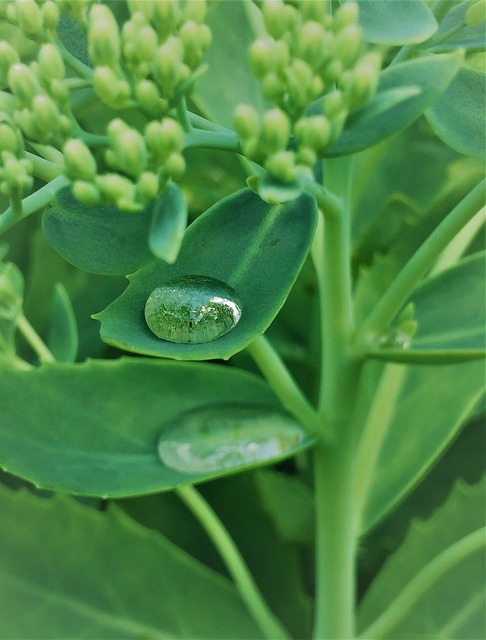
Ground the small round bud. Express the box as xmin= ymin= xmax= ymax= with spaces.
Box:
xmin=1 ymin=151 xmax=33 ymax=192
xmin=93 ymin=67 xmax=131 ymax=107
xmin=263 ymin=1 xmax=289 ymax=39
xmin=146 ymin=118 xmax=184 ymax=160
xmin=333 ymin=24 xmax=362 ymax=68
xmin=72 ymin=180 xmax=101 ymax=206
xmin=31 ymin=94 xmax=61 ymax=133
xmin=285 ymin=59 xmax=314 ymax=106
xmin=14 ymin=107 xmax=41 ymax=139
xmin=295 ymin=145 xmax=317 ymax=167
xmin=0 ymin=90 xmax=18 ymax=113
xmin=88 ymin=4 xmax=121 ymax=67
xmin=136 ymin=79 xmax=161 ymax=112
xmin=41 ymin=1 xmax=60 ymax=30
xmin=333 ymin=1 xmax=359 ymax=32
xmin=242 ymin=136 xmax=263 ymax=162
xmin=300 ymin=0 xmax=330 ymax=22
xmin=136 ymin=171 xmax=159 ymax=201
xmin=7 ymin=63 xmax=41 ymax=105
xmin=0 ymin=41 xmax=20 ymax=86
xmin=127 ymin=0 xmax=154 ymax=21
xmin=297 ymin=21 xmax=328 ymax=68
xmin=261 ymin=72 xmax=285 ymax=102
xmin=38 ymin=44 xmax=65 ymax=83
xmin=15 ymin=0 xmax=43 ymax=36
xmin=323 ymin=89 xmax=344 ymax=118
xmin=152 ymin=0 xmax=181 ymax=39
xmin=234 ymin=104 xmax=260 ymax=139
xmin=153 ymin=37 xmax=184 ymax=92
xmin=59 ymin=115 xmax=73 ymax=137
xmin=296 ymin=115 xmax=331 ymax=153
xmin=322 ymin=57 xmax=343 ymax=83
xmin=0 ymin=122 xmax=21 ymax=154
xmin=249 ymin=38 xmax=278 ymax=79
xmin=261 ymin=108 xmax=290 ymax=152
xmin=49 ymin=78 xmax=69 ymax=105
xmin=265 ymin=149 xmax=297 ymax=182
xmin=184 ymin=0 xmax=206 ymax=24
xmin=63 ymin=139 xmax=98 ymax=181
xmin=164 ymin=152 xmax=186 ymax=180
xmin=465 ymin=0 xmax=486 ymax=26
xmin=96 ymin=173 xmax=138 ymax=211
xmin=106 ymin=120 xmax=148 ymax=177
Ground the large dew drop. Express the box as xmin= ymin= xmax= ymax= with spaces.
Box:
xmin=158 ymin=404 xmax=306 ymax=473
xmin=144 ymin=275 xmax=242 ymax=344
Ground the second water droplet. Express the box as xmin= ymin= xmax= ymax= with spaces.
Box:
xmin=158 ymin=404 xmax=306 ymax=473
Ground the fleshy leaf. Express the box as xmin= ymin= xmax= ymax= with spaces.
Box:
xmin=426 ymin=67 xmax=486 ymax=159
xmin=148 ymin=182 xmax=188 ymax=263
xmin=368 ymin=251 xmax=486 ymax=364
xmin=0 ymin=486 xmax=264 ymax=639
xmin=47 ymin=282 xmax=78 ymax=363
xmin=426 ymin=2 xmax=486 ymax=52
xmin=95 ymin=189 xmax=318 ymax=361
xmin=0 ymin=358 xmax=315 ymax=497
xmin=328 ymin=51 xmax=463 ymax=156
xmin=358 ymin=478 xmax=486 ymax=639
xmin=42 ymin=186 xmax=155 ymax=275
xmin=358 ymin=0 xmax=438 ymax=45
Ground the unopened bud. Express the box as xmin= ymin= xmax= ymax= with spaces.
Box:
xmin=38 ymin=43 xmax=65 ymax=82
xmin=296 ymin=145 xmax=317 ymax=167
xmin=127 ymin=0 xmax=154 ymax=20
xmin=32 ymin=94 xmax=61 ymax=133
xmin=164 ymin=152 xmax=186 ymax=180
xmin=465 ymin=0 xmax=486 ymax=26
xmin=153 ymin=37 xmax=184 ymax=92
xmin=285 ymin=59 xmax=314 ymax=106
xmin=333 ymin=1 xmax=359 ymax=31
xmin=8 ymin=63 xmax=42 ymax=105
xmin=261 ymin=108 xmax=290 ymax=152
xmin=323 ymin=89 xmax=344 ymax=118
xmin=298 ymin=21 xmax=328 ymax=68
xmin=333 ymin=24 xmax=362 ymax=67
xmin=93 ymin=67 xmax=131 ymax=107
xmin=184 ymin=0 xmax=206 ymax=23
xmin=322 ymin=57 xmax=343 ymax=83
xmin=41 ymin=0 xmax=60 ymax=30
xmin=265 ymin=149 xmax=297 ymax=182
xmin=136 ymin=79 xmax=161 ymax=112
xmin=15 ymin=0 xmax=43 ymax=35
xmin=106 ymin=120 xmax=148 ymax=177
xmin=72 ymin=179 xmax=101 ymax=206
xmin=49 ymin=78 xmax=69 ymax=105
xmin=0 ymin=41 xmax=19 ymax=86
xmin=136 ymin=171 xmax=159 ymax=201
xmin=261 ymin=72 xmax=285 ymax=102
xmin=263 ymin=0 xmax=289 ymax=39
xmin=234 ymin=104 xmax=260 ymax=139
xmin=300 ymin=0 xmax=330 ymax=22
xmin=152 ymin=0 xmax=181 ymax=39
xmin=0 ymin=122 xmax=21 ymax=154
xmin=88 ymin=4 xmax=121 ymax=67
xmin=96 ymin=173 xmax=137 ymax=211
xmin=146 ymin=118 xmax=183 ymax=159
xmin=63 ymin=139 xmax=97 ymax=181
xmin=249 ymin=38 xmax=278 ymax=79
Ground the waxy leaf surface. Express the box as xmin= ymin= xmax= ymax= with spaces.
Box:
xmin=358 ymin=0 xmax=437 ymax=45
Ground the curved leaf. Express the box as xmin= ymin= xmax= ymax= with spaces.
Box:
xmin=42 ymin=186 xmax=155 ymax=275
xmin=358 ymin=0 xmax=438 ymax=45
xmin=426 ymin=67 xmax=486 ymax=159
xmin=95 ymin=189 xmax=318 ymax=361
xmin=47 ymin=282 xmax=78 ymax=363
xmin=0 ymin=487 xmax=264 ymax=639
xmin=148 ymin=182 xmax=187 ymax=263
xmin=426 ymin=2 xmax=486 ymax=52
xmin=0 ymin=358 xmax=315 ymax=497
xmin=328 ymin=51 xmax=463 ymax=156
xmin=368 ymin=252 xmax=486 ymax=364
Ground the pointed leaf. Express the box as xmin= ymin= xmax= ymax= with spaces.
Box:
xmin=47 ymin=282 xmax=78 ymax=362
xmin=0 ymin=486 xmax=264 ymax=639
xmin=95 ymin=189 xmax=318 ymax=361
xmin=328 ymin=51 xmax=463 ymax=156
xmin=358 ymin=0 xmax=438 ymax=45
xmin=426 ymin=2 xmax=486 ymax=52
xmin=427 ymin=67 xmax=486 ymax=159
xmin=148 ymin=183 xmax=187 ymax=263
xmin=0 ymin=358 xmax=314 ymax=497
xmin=42 ymin=186 xmax=155 ymax=275
xmin=358 ymin=478 xmax=486 ymax=639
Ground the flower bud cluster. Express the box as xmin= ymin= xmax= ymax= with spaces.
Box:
xmin=0 ymin=114 xmax=33 ymax=200
xmin=88 ymin=0 xmax=211 ymax=114
xmin=63 ymin=117 xmax=185 ymax=212
xmin=237 ymin=0 xmax=381 ymax=182
xmin=1 ymin=0 xmax=60 ymax=40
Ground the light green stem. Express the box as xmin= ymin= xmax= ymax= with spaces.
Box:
xmin=359 ymin=528 xmax=486 ymax=639
xmin=184 ymin=128 xmax=241 ymax=153
xmin=355 ymin=178 xmax=486 ymax=351
xmin=353 ymin=362 xmax=407 ymax=534
xmin=25 ymin=152 xmax=62 ymax=182
xmin=246 ymin=335 xmax=322 ymax=436
xmin=175 ymin=484 xmax=291 ymax=640
xmin=17 ymin=313 xmax=55 ymax=364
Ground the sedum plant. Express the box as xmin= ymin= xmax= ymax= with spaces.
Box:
xmin=0 ymin=0 xmax=485 ymax=638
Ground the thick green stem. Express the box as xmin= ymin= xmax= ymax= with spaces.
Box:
xmin=247 ymin=335 xmax=322 ymax=436
xmin=184 ymin=128 xmax=241 ymax=153
xmin=176 ymin=484 xmax=291 ymax=640
xmin=17 ymin=313 xmax=55 ymax=364
xmin=355 ymin=179 xmax=486 ymax=352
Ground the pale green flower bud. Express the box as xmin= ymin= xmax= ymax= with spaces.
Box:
xmin=72 ymin=179 xmax=101 ymax=206
xmin=127 ymin=0 xmax=155 ymax=21
xmin=1 ymin=151 xmax=33 ymax=192
xmin=184 ymin=0 xmax=206 ymax=24
xmin=249 ymin=38 xmax=278 ymax=79
xmin=136 ymin=171 xmax=159 ymax=201
xmin=465 ymin=0 xmax=486 ymax=26
xmin=14 ymin=106 xmax=41 ymax=139
xmin=333 ymin=1 xmax=359 ymax=31
xmin=296 ymin=145 xmax=317 ymax=167
xmin=297 ymin=21 xmax=328 ymax=68
xmin=49 ymin=78 xmax=69 ymax=105
xmin=93 ymin=67 xmax=131 ymax=107
xmin=322 ymin=57 xmax=343 ymax=83
xmin=285 ymin=59 xmax=314 ymax=106
xmin=180 ymin=21 xmax=212 ymax=68
xmin=261 ymin=72 xmax=285 ymax=102
xmin=234 ymin=104 xmax=260 ymax=139
xmin=59 ymin=115 xmax=73 ymax=137
xmin=31 ymin=94 xmax=61 ymax=133
xmin=274 ymin=39 xmax=290 ymax=72
xmin=63 ymin=139 xmax=97 ymax=181
xmin=164 ymin=151 xmax=186 ymax=180
xmin=242 ymin=136 xmax=263 ymax=161
xmin=265 ymin=149 xmax=297 ymax=182
xmin=323 ymin=89 xmax=344 ymax=118
xmin=0 ymin=122 xmax=21 ymax=154
xmin=333 ymin=24 xmax=362 ymax=67
xmin=263 ymin=0 xmax=289 ymax=39
xmin=296 ymin=115 xmax=331 ymax=153
xmin=14 ymin=0 xmax=43 ymax=36
xmin=96 ymin=173 xmax=138 ymax=211
xmin=136 ymin=79 xmax=162 ymax=112
xmin=146 ymin=118 xmax=183 ymax=160
xmin=0 ymin=90 xmax=18 ymax=113
xmin=261 ymin=108 xmax=290 ymax=152
xmin=41 ymin=0 xmax=59 ymax=30
xmin=300 ymin=0 xmax=330 ymax=22
xmin=106 ymin=119 xmax=148 ymax=177
xmin=153 ymin=0 xmax=181 ymax=39
xmin=0 ymin=41 xmax=19 ymax=86
xmin=7 ymin=63 xmax=41 ymax=105
xmin=38 ymin=43 xmax=65 ymax=82
xmin=88 ymin=4 xmax=121 ymax=67
xmin=153 ymin=37 xmax=184 ymax=92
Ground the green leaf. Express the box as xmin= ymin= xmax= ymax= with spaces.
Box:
xmin=0 ymin=358 xmax=314 ymax=497
xmin=426 ymin=67 xmax=486 ymax=159
xmin=426 ymin=2 xmax=486 ymax=52
xmin=368 ymin=251 xmax=486 ymax=363
xmin=358 ymin=0 xmax=438 ymax=45
xmin=361 ymin=359 xmax=486 ymax=532
xmin=56 ymin=13 xmax=92 ymax=68
xmin=95 ymin=189 xmax=318 ymax=361
xmin=0 ymin=486 xmax=264 ymax=639
xmin=0 ymin=260 xmax=23 ymax=351
xmin=148 ymin=183 xmax=187 ymax=264
xmin=47 ymin=282 xmax=78 ymax=363
xmin=192 ymin=0 xmax=267 ymax=127
xmin=358 ymin=478 xmax=486 ymax=639
xmin=42 ymin=186 xmax=155 ymax=276
xmin=328 ymin=51 xmax=463 ymax=156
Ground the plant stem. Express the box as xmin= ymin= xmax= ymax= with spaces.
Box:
xmin=16 ymin=313 xmax=55 ymax=364
xmin=175 ymin=484 xmax=291 ymax=640
xmin=355 ymin=178 xmax=486 ymax=352
xmin=359 ymin=528 xmax=486 ymax=639
xmin=247 ymin=335 xmax=322 ymax=436
xmin=184 ymin=128 xmax=241 ymax=153
xmin=176 ymin=97 xmax=192 ymax=132
xmin=25 ymin=152 xmax=63 ymax=182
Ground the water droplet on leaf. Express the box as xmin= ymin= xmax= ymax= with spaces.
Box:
xmin=145 ymin=275 xmax=242 ymax=344
xmin=158 ymin=404 xmax=306 ymax=473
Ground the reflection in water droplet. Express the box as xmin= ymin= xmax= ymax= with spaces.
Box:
xmin=379 ymin=328 xmax=412 ymax=350
xmin=158 ymin=404 xmax=306 ymax=473
xmin=145 ymin=275 xmax=242 ymax=344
